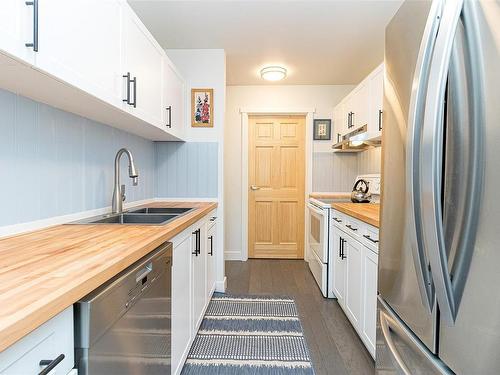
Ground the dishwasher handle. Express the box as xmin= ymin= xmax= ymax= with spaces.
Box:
xmin=135 ymin=262 xmax=153 ymax=283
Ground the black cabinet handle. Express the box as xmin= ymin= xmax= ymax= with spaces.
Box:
xmin=123 ymin=72 xmax=131 ymax=105
xmin=25 ymin=0 xmax=39 ymax=52
xmin=39 ymin=354 xmax=65 ymax=375
xmin=338 ymin=237 xmax=342 ymax=258
xmin=378 ymin=109 xmax=383 ymax=131
xmin=166 ymin=106 xmax=172 ymax=128
xmin=341 ymin=238 xmax=347 ymax=260
xmin=208 ymin=235 xmax=214 ymax=256
xmin=346 ymin=224 xmax=358 ymax=232
xmin=192 ymin=229 xmax=200 ymax=256
xmin=333 ymin=217 xmax=342 ymax=223
xmin=363 ymin=234 xmax=379 ymax=244
xmin=131 ymin=76 xmax=137 ymax=108
xmin=210 ymin=216 xmax=217 ymax=222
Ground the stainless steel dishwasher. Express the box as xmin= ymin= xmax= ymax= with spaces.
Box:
xmin=75 ymin=242 xmax=172 ymax=375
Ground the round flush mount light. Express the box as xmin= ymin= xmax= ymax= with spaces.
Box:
xmin=260 ymin=66 xmax=287 ymax=81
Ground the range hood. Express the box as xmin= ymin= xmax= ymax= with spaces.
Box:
xmin=332 ymin=125 xmax=382 ymax=153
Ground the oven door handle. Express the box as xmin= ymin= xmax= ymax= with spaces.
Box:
xmin=307 ymin=202 xmax=325 ymax=217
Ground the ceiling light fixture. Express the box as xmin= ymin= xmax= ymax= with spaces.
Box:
xmin=260 ymin=66 xmax=287 ymax=81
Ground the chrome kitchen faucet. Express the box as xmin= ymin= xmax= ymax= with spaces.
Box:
xmin=112 ymin=148 xmax=138 ymax=214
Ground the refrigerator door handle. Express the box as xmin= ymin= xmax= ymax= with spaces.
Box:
xmin=378 ymin=297 xmax=454 ymax=375
xmin=420 ymin=0 xmax=484 ymax=324
xmin=405 ymin=0 xmax=444 ymax=313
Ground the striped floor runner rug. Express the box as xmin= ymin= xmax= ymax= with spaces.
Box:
xmin=181 ymin=293 xmax=315 ymax=375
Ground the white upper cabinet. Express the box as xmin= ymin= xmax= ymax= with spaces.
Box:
xmin=351 ymin=81 xmax=370 ymax=129
xmin=333 ymin=63 xmax=384 ymax=138
xmin=0 ymin=0 xmax=35 ymax=64
xmin=121 ymin=5 xmax=164 ymax=127
xmin=162 ymin=57 xmax=186 ymax=137
xmin=35 ymin=0 xmax=123 ymax=106
xmin=368 ymin=64 xmax=384 ymax=134
xmin=0 ymin=1 xmax=186 ymax=141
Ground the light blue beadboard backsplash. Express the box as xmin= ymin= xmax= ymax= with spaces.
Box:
xmin=0 ymin=89 xmax=156 ymax=226
xmin=156 ymin=142 xmax=218 ymax=198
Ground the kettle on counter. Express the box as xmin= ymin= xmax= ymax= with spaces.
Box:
xmin=351 ymin=179 xmax=371 ymax=203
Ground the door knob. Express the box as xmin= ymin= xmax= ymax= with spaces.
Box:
xmin=250 ymin=185 xmax=261 ymax=191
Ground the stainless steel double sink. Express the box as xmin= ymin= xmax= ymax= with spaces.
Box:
xmin=69 ymin=207 xmax=194 ymax=225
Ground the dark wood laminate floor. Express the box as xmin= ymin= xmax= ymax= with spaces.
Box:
xmin=225 ymin=259 xmax=375 ymax=375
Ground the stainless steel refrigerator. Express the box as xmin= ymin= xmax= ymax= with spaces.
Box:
xmin=377 ymin=0 xmax=500 ymax=374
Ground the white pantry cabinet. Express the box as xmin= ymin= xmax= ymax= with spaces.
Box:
xmin=0 ymin=0 xmax=34 ymax=65
xmin=35 ymin=0 xmax=123 ymax=107
xmin=162 ymin=57 xmax=186 ymax=137
xmin=121 ymin=5 xmax=164 ymax=127
xmin=0 ymin=306 xmax=74 ymax=375
xmin=171 ymin=210 xmax=218 ymax=375
xmin=331 ymin=210 xmax=378 ymax=359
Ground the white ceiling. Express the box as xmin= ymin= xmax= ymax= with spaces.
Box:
xmin=128 ymin=1 xmax=403 ymax=85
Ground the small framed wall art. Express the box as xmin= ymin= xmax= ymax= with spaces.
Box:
xmin=313 ymin=119 xmax=332 ymax=140
xmin=191 ymin=88 xmax=214 ymax=128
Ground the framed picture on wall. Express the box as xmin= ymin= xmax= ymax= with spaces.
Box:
xmin=313 ymin=119 xmax=331 ymax=140
xmin=191 ymin=88 xmax=214 ymax=128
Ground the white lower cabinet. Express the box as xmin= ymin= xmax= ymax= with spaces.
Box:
xmin=191 ymin=225 xmax=207 ymax=333
xmin=171 ymin=233 xmax=193 ymax=375
xmin=331 ymin=214 xmax=378 ymax=359
xmin=0 ymin=306 xmax=74 ymax=375
xmin=345 ymin=235 xmax=363 ymax=329
xmin=171 ymin=210 xmax=218 ymax=375
xmin=361 ymin=246 xmax=378 ymax=356
xmin=206 ymin=219 xmax=217 ymax=299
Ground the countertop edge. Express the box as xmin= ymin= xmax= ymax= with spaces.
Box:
xmin=331 ymin=203 xmax=380 ymax=228
xmin=0 ymin=201 xmax=217 ymax=352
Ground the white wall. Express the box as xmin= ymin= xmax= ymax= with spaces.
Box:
xmin=224 ymin=84 xmax=353 ymax=260
xmin=166 ymin=49 xmax=227 ymax=290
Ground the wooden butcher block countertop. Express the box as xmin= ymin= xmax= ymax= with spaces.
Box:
xmin=0 ymin=201 xmax=217 ymax=352
xmin=331 ymin=202 xmax=380 ymax=228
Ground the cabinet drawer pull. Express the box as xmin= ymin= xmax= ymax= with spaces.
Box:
xmin=378 ymin=109 xmax=383 ymax=131
xmin=39 ymin=354 xmax=65 ymax=375
xmin=192 ymin=229 xmax=200 ymax=256
xmin=346 ymin=224 xmax=357 ymax=231
xmin=363 ymin=234 xmax=379 ymax=244
xmin=333 ymin=217 xmax=342 ymax=223
xmin=341 ymin=238 xmax=347 ymax=260
xmin=210 ymin=216 xmax=217 ymax=222
xmin=25 ymin=0 xmax=39 ymax=52
xmin=208 ymin=235 xmax=214 ymax=256
xmin=166 ymin=106 xmax=172 ymax=128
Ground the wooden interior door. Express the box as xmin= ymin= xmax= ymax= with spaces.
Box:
xmin=248 ymin=115 xmax=305 ymax=259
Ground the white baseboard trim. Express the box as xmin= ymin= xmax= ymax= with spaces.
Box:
xmin=224 ymin=250 xmax=243 ymax=261
xmin=215 ymin=277 xmax=227 ymax=293
xmin=0 ymin=198 xmax=157 ymax=239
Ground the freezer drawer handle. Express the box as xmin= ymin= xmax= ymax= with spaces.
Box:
xmin=363 ymin=234 xmax=379 ymax=244
xmin=38 ymin=354 xmax=65 ymax=375
xmin=346 ymin=224 xmax=357 ymax=232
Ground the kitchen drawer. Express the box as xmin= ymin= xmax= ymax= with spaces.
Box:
xmin=361 ymin=224 xmax=379 ymax=253
xmin=330 ymin=209 xmax=345 ymax=227
xmin=0 ymin=306 xmax=74 ymax=375
xmin=343 ymin=215 xmax=364 ymax=239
